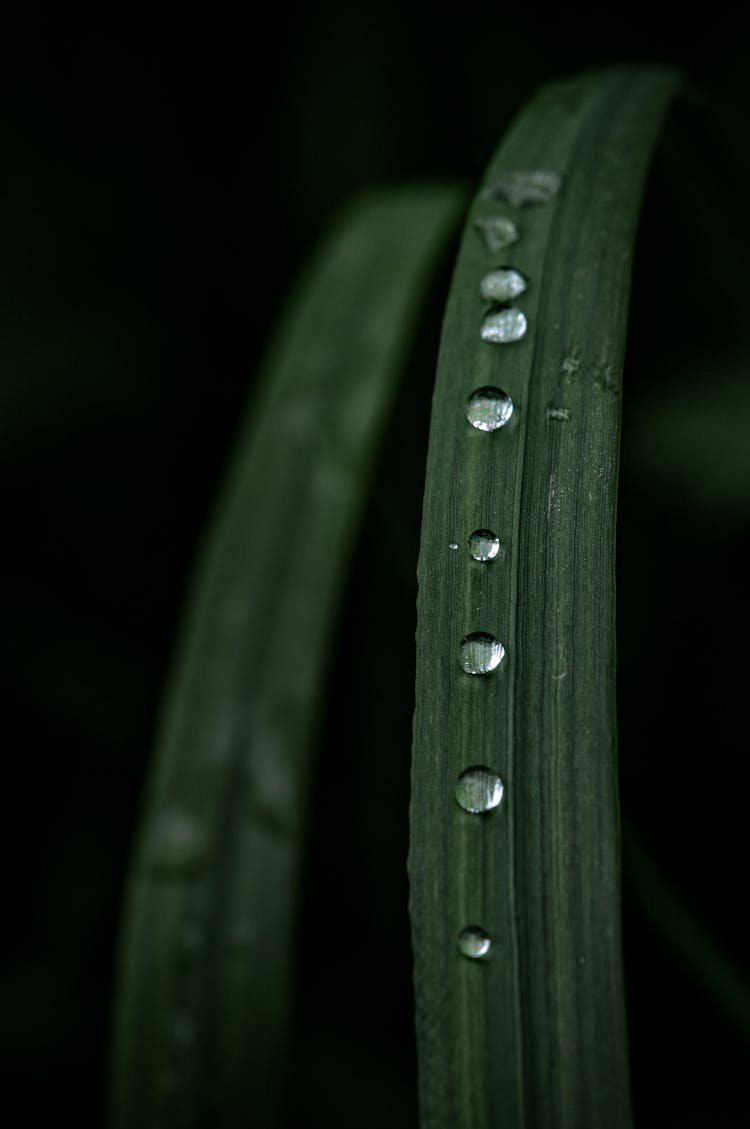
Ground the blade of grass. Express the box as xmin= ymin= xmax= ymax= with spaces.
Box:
xmin=110 ymin=182 xmax=465 ymax=1129
xmin=409 ymin=68 xmax=679 ymax=1129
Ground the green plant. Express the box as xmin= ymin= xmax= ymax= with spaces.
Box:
xmin=110 ymin=66 xmax=750 ymax=1129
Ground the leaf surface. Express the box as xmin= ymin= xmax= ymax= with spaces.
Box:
xmin=110 ymin=183 xmax=464 ymax=1128
xmin=409 ymin=68 xmax=680 ymax=1129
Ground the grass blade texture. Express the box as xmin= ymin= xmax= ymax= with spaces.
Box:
xmin=409 ymin=68 xmax=679 ymax=1129
xmin=110 ymin=183 xmax=464 ymax=1129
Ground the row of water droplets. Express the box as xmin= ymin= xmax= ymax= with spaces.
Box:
xmin=453 ymin=170 xmax=560 ymax=961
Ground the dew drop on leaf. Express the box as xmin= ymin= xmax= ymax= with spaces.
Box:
xmin=459 ymin=632 xmax=505 ymax=674
xmin=479 ymin=268 xmax=527 ymax=303
xmin=466 ymin=387 xmax=514 ymax=431
xmin=469 ymin=529 xmax=500 ymax=561
xmin=480 ymin=308 xmax=527 ymax=344
xmin=458 ymin=925 xmax=492 ymax=959
xmin=455 ymin=766 xmax=504 ymax=813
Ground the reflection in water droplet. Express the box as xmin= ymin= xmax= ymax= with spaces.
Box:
xmin=469 ymin=529 xmax=500 ymax=561
xmin=479 ymin=268 xmax=527 ymax=304
xmin=481 ymin=308 xmax=527 ymax=344
xmin=466 ymin=387 xmax=514 ymax=432
xmin=474 ymin=215 xmax=519 ymax=252
xmin=455 ymin=767 xmax=504 ymax=813
xmin=483 ymin=169 xmax=561 ymax=207
xmin=448 ymin=542 xmax=459 ymax=551
xmin=458 ymin=926 xmax=492 ymax=959
xmin=459 ymin=632 xmax=505 ymax=674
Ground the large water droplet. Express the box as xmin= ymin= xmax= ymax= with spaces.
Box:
xmin=483 ymin=169 xmax=561 ymax=207
xmin=455 ymin=766 xmax=504 ymax=813
xmin=469 ymin=529 xmax=500 ymax=561
xmin=479 ymin=268 xmax=527 ymax=303
xmin=481 ymin=308 xmax=527 ymax=344
xmin=474 ymin=215 xmax=518 ymax=252
xmin=458 ymin=926 xmax=492 ymax=959
xmin=459 ymin=632 xmax=505 ymax=674
xmin=466 ymin=387 xmax=514 ymax=431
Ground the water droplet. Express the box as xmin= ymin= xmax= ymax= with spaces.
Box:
xmin=546 ymin=406 xmax=571 ymax=422
xmin=458 ymin=925 xmax=492 ymax=959
xmin=483 ymin=169 xmax=561 ymax=207
xmin=469 ymin=529 xmax=500 ymax=561
xmin=455 ymin=766 xmax=504 ymax=813
xmin=459 ymin=632 xmax=505 ymax=674
xmin=479 ymin=268 xmax=527 ymax=304
xmin=448 ymin=542 xmax=459 ymax=551
xmin=466 ymin=387 xmax=514 ymax=431
xmin=480 ymin=308 xmax=527 ymax=344
xmin=474 ymin=215 xmax=519 ymax=252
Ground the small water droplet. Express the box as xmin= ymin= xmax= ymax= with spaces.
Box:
xmin=546 ymin=406 xmax=571 ymax=422
xmin=483 ymin=169 xmax=561 ymax=207
xmin=455 ymin=766 xmax=504 ymax=813
xmin=474 ymin=215 xmax=519 ymax=252
xmin=448 ymin=542 xmax=459 ymax=551
xmin=458 ymin=925 xmax=492 ymax=959
xmin=466 ymin=387 xmax=514 ymax=431
xmin=480 ymin=308 xmax=527 ymax=344
xmin=459 ymin=632 xmax=505 ymax=674
xmin=469 ymin=529 xmax=500 ymax=561
xmin=479 ymin=268 xmax=527 ymax=303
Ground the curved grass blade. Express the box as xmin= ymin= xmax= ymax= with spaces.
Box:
xmin=409 ymin=68 xmax=680 ymax=1129
xmin=110 ymin=182 xmax=465 ymax=1129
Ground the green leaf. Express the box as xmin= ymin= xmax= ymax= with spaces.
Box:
xmin=409 ymin=68 xmax=680 ymax=1129
xmin=109 ymin=182 xmax=465 ymax=1129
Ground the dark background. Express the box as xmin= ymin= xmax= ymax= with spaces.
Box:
xmin=2 ymin=7 xmax=749 ymax=1127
